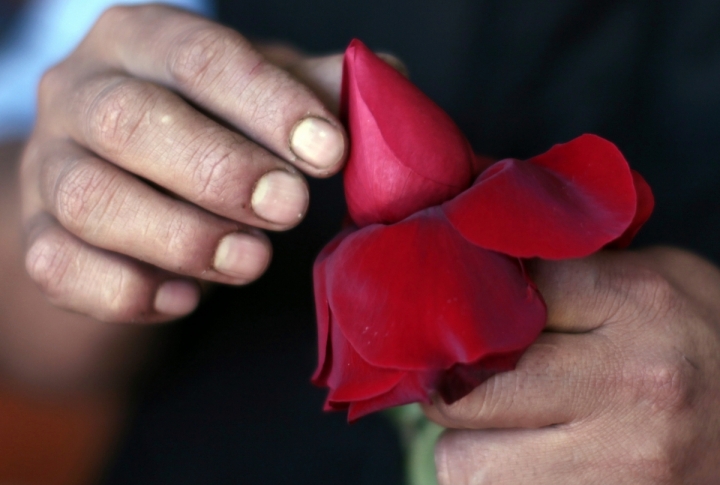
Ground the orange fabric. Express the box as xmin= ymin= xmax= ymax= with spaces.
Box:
xmin=0 ymin=386 xmax=123 ymax=485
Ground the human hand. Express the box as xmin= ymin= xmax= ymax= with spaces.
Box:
xmin=424 ymin=247 xmax=720 ymax=484
xmin=20 ymin=5 xmax=348 ymax=323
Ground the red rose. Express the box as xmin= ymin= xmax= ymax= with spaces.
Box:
xmin=312 ymin=40 xmax=654 ymax=421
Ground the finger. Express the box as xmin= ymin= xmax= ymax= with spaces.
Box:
xmin=287 ymin=54 xmax=344 ymax=115
xmin=530 ymin=253 xmax=652 ymax=333
xmin=435 ymin=427 xmax=611 ymax=485
xmin=257 ymin=46 xmax=408 ymax=115
xmin=24 ymin=213 xmax=200 ymax=323
xmin=44 ymin=71 xmax=310 ymax=230
xmin=423 ymin=331 xmax=619 ymax=429
xmin=288 ymin=52 xmax=408 ymax=114
xmin=37 ymin=141 xmax=271 ymax=284
xmin=85 ymin=5 xmax=346 ymax=176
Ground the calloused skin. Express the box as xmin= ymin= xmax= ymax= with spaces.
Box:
xmin=7 ymin=4 xmax=720 ymax=483
xmin=424 ymin=249 xmax=720 ymax=484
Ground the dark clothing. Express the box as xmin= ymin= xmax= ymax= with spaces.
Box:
xmin=0 ymin=0 xmax=24 ymax=39
xmin=103 ymin=1 xmax=720 ymax=483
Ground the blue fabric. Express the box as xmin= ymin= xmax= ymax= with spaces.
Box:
xmin=0 ymin=0 xmax=214 ymax=139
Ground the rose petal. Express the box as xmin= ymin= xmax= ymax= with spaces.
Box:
xmin=608 ymin=169 xmax=655 ymax=248
xmin=312 ymin=229 xmax=354 ymax=384
xmin=443 ymin=134 xmax=638 ymax=259
xmin=342 ymin=40 xmax=475 ymax=227
xmin=323 ymin=319 xmax=407 ymax=403
xmin=322 ymin=207 xmax=546 ymax=371
xmin=346 ymin=371 xmax=433 ymax=422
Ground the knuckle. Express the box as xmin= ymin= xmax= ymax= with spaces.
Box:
xmin=95 ymin=5 xmax=132 ymax=29
xmin=53 ymin=159 xmax=121 ymax=231
xmin=167 ymin=25 xmax=249 ymax=90
xmin=24 ymin=221 xmax=155 ymax=323
xmin=160 ymin=209 xmax=209 ymax=273
xmin=603 ymin=266 xmax=678 ymax=324
xmin=86 ymin=79 xmax=159 ymax=155
xmin=644 ymin=362 xmax=694 ymax=412
xmin=37 ymin=64 xmax=65 ymax=109
xmin=96 ymin=265 xmax=150 ymax=323
xmin=625 ymin=358 xmax=694 ymax=414
xmin=627 ymin=269 xmax=676 ymax=312
xmin=237 ymin=70 xmax=288 ymax=121
xmin=189 ymin=138 xmax=247 ymax=208
xmin=629 ymin=441 xmax=678 ymax=484
xmin=25 ymin=229 xmax=75 ymax=301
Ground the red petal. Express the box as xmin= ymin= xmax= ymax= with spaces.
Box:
xmin=342 ymin=40 xmax=474 ymax=227
xmin=312 ymin=229 xmax=353 ymax=384
xmin=324 ymin=319 xmax=407 ymax=403
xmin=442 ymin=134 xmax=638 ymax=259
xmin=321 ymin=207 xmax=546 ymax=371
xmin=608 ymin=170 xmax=655 ymax=248
xmin=346 ymin=372 xmax=433 ymax=422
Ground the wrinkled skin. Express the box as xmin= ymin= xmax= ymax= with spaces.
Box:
xmin=6 ymin=4 xmax=373 ymax=388
xmin=20 ymin=4 xmax=350 ymax=323
xmin=425 ymin=247 xmax=720 ymax=484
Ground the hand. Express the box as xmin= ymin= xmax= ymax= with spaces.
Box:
xmin=424 ymin=247 xmax=720 ymax=484
xmin=20 ymin=5 xmax=348 ymax=322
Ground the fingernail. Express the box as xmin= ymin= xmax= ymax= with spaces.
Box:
xmin=290 ymin=117 xmax=345 ymax=169
xmin=251 ymin=170 xmax=309 ymax=225
xmin=154 ymin=280 xmax=200 ymax=316
xmin=214 ymin=232 xmax=270 ymax=280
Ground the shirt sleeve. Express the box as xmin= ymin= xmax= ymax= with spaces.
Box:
xmin=0 ymin=0 xmax=215 ymax=140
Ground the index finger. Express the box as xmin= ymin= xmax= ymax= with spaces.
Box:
xmin=529 ymin=252 xmax=652 ymax=333
xmin=422 ymin=332 xmax=610 ymax=430
xmin=83 ymin=5 xmax=346 ymax=176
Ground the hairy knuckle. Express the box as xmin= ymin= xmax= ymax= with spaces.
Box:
xmin=87 ymin=79 xmax=158 ymax=155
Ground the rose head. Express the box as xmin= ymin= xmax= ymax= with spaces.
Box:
xmin=341 ymin=40 xmax=476 ymax=226
xmin=313 ymin=40 xmax=654 ymax=421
